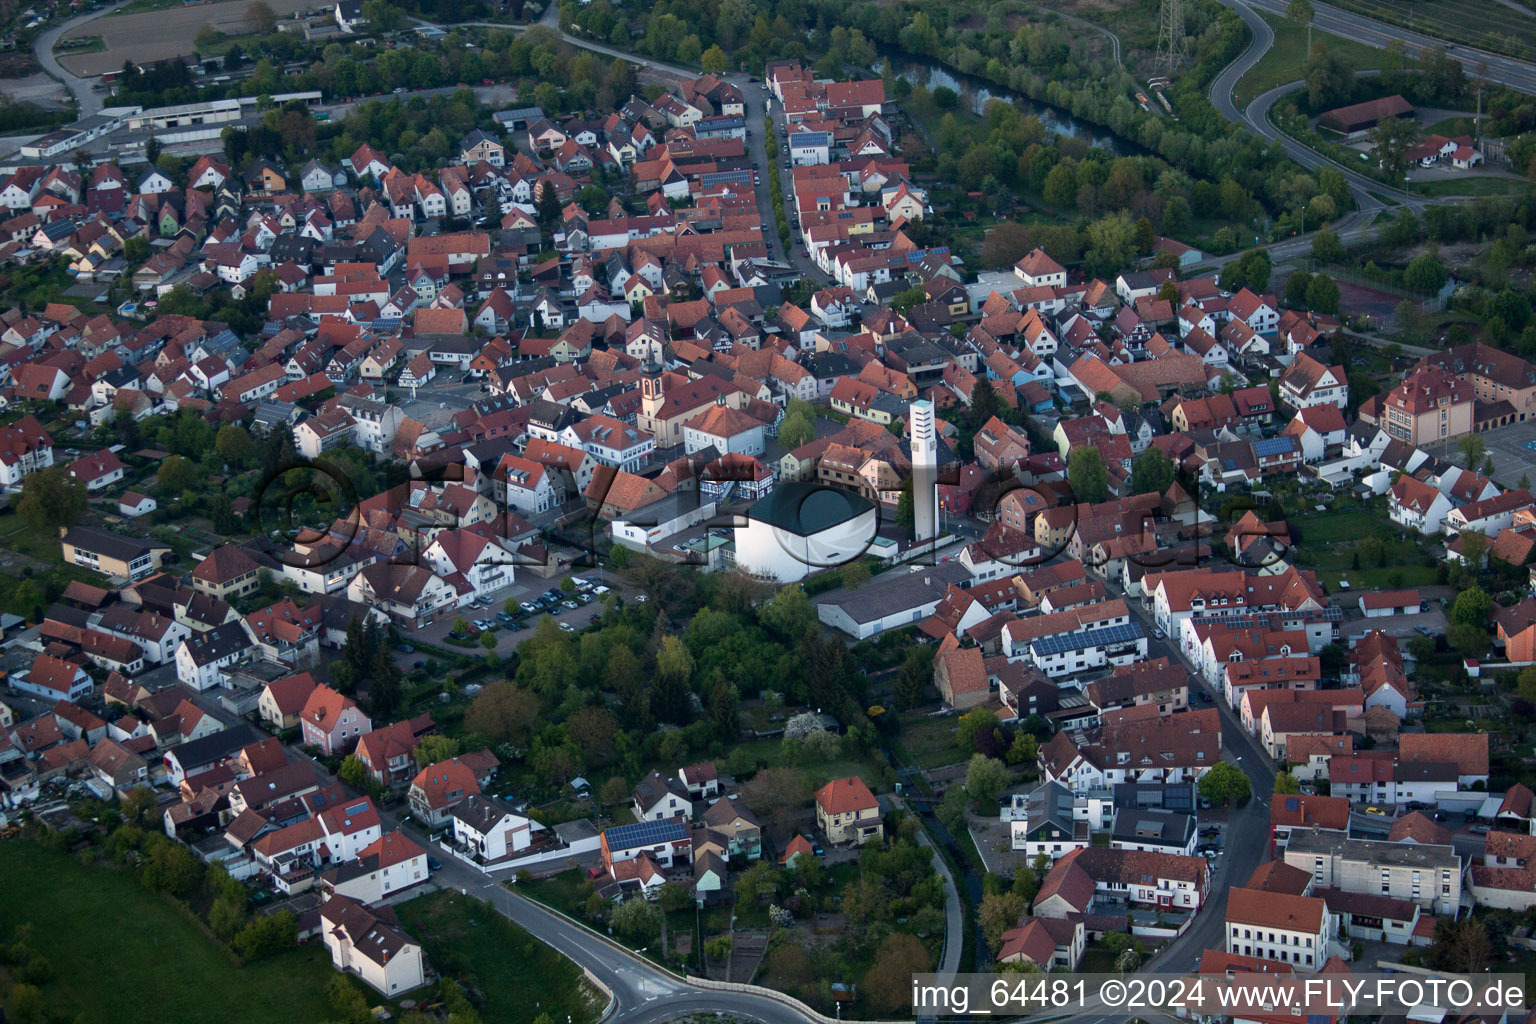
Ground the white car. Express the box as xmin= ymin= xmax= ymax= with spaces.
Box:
xmin=592 ymin=585 xmax=611 ymax=596
xmin=569 ymin=576 xmax=591 ymax=589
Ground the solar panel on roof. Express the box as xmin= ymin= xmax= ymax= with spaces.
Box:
xmin=1030 ymin=621 xmax=1144 ymax=657
xmin=605 ymin=819 xmax=687 ymax=849
xmin=1252 ymin=437 xmax=1296 ymax=457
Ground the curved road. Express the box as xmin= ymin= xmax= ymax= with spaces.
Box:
xmin=31 ymin=0 xmax=131 ymax=118
xmin=1240 ymin=0 xmax=1536 ymax=96
xmin=425 ymin=839 xmax=824 ymax=1024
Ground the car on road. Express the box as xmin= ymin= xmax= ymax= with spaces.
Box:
xmin=1151 ymin=627 xmax=1165 ymax=639
xmin=427 ymin=856 xmax=441 ymax=871
xmin=558 ymin=622 xmax=576 ymax=632
xmin=1197 ymin=692 xmax=1212 ymax=702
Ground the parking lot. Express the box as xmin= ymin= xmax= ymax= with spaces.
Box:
xmin=391 ymin=570 xmax=644 ymax=667
xmin=1456 ymin=419 xmax=1536 ymax=481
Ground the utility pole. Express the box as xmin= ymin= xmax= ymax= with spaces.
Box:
xmin=1155 ymin=0 xmax=1188 ymax=76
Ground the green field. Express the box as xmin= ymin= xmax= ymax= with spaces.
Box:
xmin=1233 ymin=15 xmax=1384 ymax=110
xmin=0 ymin=841 xmax=336 ymax=1024
xmin=898 ymin=712 xmax=971 ymax=770
xmin=394 ymin=890 xmax=602 ymax=1024
xmin=1290 ymin=508 xmax=1396 ymax=545
xmin=1413 ymin=177 xmax=1529 ymax=198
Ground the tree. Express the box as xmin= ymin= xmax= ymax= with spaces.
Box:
xmin=740 ymin=767 xmax=811 ymax=830
xmin=1371 ymin=116 xmax=1422 ymax=181
xmin=215 ymin=424 xmax=256 ymax=467
xmin=1285 ymin=270 xmax=1314 ymax=309
xmin=1404 ymin=253 xmax=1448 ymax=294
xmin=1450 ymin=586 xmax=1491 ymax=628
xmin=247 ymin=0 xmax=277 ymax=33
xmin=1115 ymin=947 xmax=1142 ymax=973
xmin=339 ymin=755 xmax=368 ymax=790
xmin=965 ymin=754 xmax=1009 ymax=805
xmin=956 ymin=709 xmax=1001 ymax=752
xmin=1460 ymin=529 xmax=1487 ymax=569
xmin=1448 ymin=621 xmax=1489 ymax=655
xmin=1304 ymin=42 xmax=1351 ymax=109
xmin=936 ymin=785 xmax=967 ymax=833
xmin=16 ymin=467 xmax=87 ymax=532
xmin=1457 ymin=434 xmax=1487 ymax=471
xmin=1305 ymin=272 xmax=1340 ymax=314
xmin=1274 ymin=771 xmax=1301 ymax=794
xmin=1198 ymin=761 xmax=1251 ymax=805
xmin=777 ymin=408 xmax=815 ymax=450
xmin=1068 ymin=447 xmax=1109 ymax=503
xmin=465 ymin=681 xmax=538 ymax=744
xmin=1311 ymin=228 xmax=1344 ymax=263
xmin=841 ymin=561 xmax=872 ymax=589
xmin=863 ymin=933 xmax=930 ymax=1015
xmin=978 ymin=889 xmax=1028 ymax=951
xmin=700 ymin=44 xmax=728 ymax=73
xmin=157 ymin=454 xmax=196 ymax=495
xmin=1006 ymin=730 xmax=1038 ymax=766
xmin=413 ymin=734 xmax=460 ymax=769
xmin=599 ymin=775 xmax=630 ymax=807
xmin=1129 ymin=447 xmax=1176 ymax=496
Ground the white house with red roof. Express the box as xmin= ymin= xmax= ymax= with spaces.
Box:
xmin=409 ymin=757 xmax=482 ymax=827
xmin=63 ymin=448 xmax=126 ymax=492
xmin=320 ymin=830 xmax=429 ymax=904
xmin=14 ymin=653 xmax=92 ymax=702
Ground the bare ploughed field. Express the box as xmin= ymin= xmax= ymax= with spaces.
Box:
xmin=57 ymin=0 xmax=314 ymax=78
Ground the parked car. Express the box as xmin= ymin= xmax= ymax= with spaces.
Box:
xmin=1363 ymin=806 xmax=1388 ymax=816
xmin=520 ymin=601 xmax=538 ymax=614
xmin=593 ymin=585 xmax=611 ymax=596
xmin=507 ymin=621 xmax=524 ymax=632
xmin=1470 ymin=823 xmax=1492 ymax=834
xmin=497 ymin=611 xmax=515 ymax=623
xmin=558 ymin=622 xmax=576 ymax=632
xmin=561 ymin=600 xmax=578 ymax=611
xmin=577 ymin=593 xmax=594 ymax=604
xmin=396 ymin=644 xmax=415 ymax=654
xmin=570 ymin=576 xmax=591 ymax=589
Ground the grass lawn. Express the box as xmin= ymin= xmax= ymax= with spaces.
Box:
xmin=726 ymin=736 xmax=885 ymax=792
xmin=1413 ymin=177 xmax=1529 ymax=198
xmin=394 ymin=890 xmax=601 ymax=1024
xmin=1233 ymin=15 xmax=1383 ymax=109
xmin=517 ymin=870 xmax=591 ymax=921
xmin=0 ymin=841 xmax=336 ymax=1024
xmin=1315 ymin=564 xmax=1439 ymax=591
xmin=1290 ymin=508 xmax=1396 ymax=545
xmin=899 ymin=713 xmax=969 ymax=770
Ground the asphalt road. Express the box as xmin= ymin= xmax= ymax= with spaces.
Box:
xmin=412 ymin=828 xmax=822 ymax=1024
xmin=1110 ymin=586 xmax=1277 ymax=975
xmin=1240 ymin=0 xmax=1536 ymax=96
xmin=31 ymin=0 xmax=131 ymax=117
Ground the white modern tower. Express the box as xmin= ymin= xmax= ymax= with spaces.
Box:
xmin=909 ymin=399 xmax=939 ymax=543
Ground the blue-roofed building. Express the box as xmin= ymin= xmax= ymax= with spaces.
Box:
xmin=600 ymin=816 xmax=692 ymax=870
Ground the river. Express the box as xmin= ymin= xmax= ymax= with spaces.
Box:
xmin=887 ymin=57 xmax=1126 ymax=154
